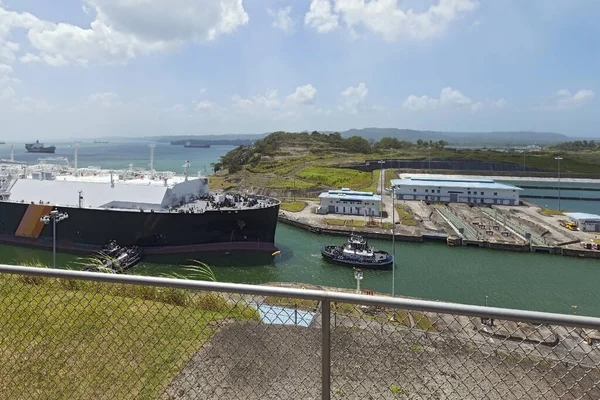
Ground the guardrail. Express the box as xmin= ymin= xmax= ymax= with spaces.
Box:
xmin=1 ymin=265 xmax=599 ymax=399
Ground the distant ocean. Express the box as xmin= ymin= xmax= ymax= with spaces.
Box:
xmin=0 ymin=141 xmax=233 ymax=175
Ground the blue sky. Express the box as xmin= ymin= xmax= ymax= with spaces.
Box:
xmin=0 ymin=0 xmax=598 ymax=139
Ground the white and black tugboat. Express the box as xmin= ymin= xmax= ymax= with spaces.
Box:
xmin=321 ymin=234 xmax=393 ymax=269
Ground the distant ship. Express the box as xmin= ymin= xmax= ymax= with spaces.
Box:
xmin=25 ymin=140 xmax=56 ymax=154
xmin=0 ymin=142 xmax=5 ymax=144
xmin=184 ymin=141 xmax=210 ymax=148
xmin=94 ymin=140 xmax=109 ymax=144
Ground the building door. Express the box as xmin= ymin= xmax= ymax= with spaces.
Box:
xmin=450 ymin=193 xmax=458 ymax=202
xmin=328 ymin=205 xmax=335 ymax=213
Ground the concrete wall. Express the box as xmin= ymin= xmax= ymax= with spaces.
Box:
xmin=319 ymin=197 xmax=381 ymax=216
xmin=344 ymin=159 xmax=547 ymax=173
xmin=394 ymin=185 xmax=519 ymax=205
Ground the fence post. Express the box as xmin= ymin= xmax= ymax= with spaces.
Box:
xmin=322 ymin=299 xmax=331 ymax=400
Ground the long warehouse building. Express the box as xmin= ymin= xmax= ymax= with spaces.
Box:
xmin=390 ymin=176 xmax=522 ymax=205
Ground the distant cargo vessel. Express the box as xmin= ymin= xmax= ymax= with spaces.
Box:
xmin=0 ymin=151 xmax=279 ymax=256
xmin=184 ymin=141 xmax=210 ymax=148
xmin=94 ymin=140 xmax=109 ymax=144
xmin=25 ymin=140 xmax=56 ymax=154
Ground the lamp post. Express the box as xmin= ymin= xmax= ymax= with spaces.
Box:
xmin=391 ymin=185 xmax=396 ymax=298
xmin=555 ymin=156 xmax=563 ymax=211
xmin=354 ymin=268 xmax=363 ymax=294
xmin=378 ymin=160 xmax=384 ymax=226
xmin=40 ymin=209 xmax=69 ymax=269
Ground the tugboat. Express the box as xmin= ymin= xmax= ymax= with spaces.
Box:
xmin=83 ymin=240 xmax=144 ymax=273
xmin=321 ymin=234 xmax=393 ymax=269
xmin=25 ymin=140 xmax=56 ymax=153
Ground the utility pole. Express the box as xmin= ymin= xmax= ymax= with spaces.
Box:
xmin=555 ymin=156 xmax=563 ymax=211
xmin=378 ymin=160 xmax=385 ymax=226
xmin=391 ymin=185 xmax=396 ymax=297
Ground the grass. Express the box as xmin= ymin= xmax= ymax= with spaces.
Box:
xmin=396 ymin=205 xmax=418 ymax=226
xmin=0 ymin=262 xmax=258 ymax=399
xmin=264 ymin=176 xmax=316 ymax=190
xmin=296 ymin=166 xmax=372 ymax=189
xmin=359 ymin=169 xmax=381 ymax=193
xmin=264 ymin=296 xmax=319 ymax=311
xmin=280 ymin=201 xmax=307 ymax=212
xmin=325 ymin=218 xmax=347 ymax=226
xmin=346 ymin=219 xmax=366 ymax=227
xmin=539 ymin=207 xmax=564 ymax=216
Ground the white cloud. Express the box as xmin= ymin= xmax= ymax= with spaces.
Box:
xmin=286 ymin=84 xmax=317 ymax=105
xmin=403 ymin=87 xmax=483 ymax=112
xmin=340 ymin=82 xmax=372 ymax=113
xmin=87 ymin=91 xmax=120 ymax=107
xmin=305 ymin=0 xmax=339 ymax=33
xmin=305 ymin=0 xmax=478 ymax=41
xmin=268 ymin=6 xmax=295 ymax=34
xmin=231 ymin=84 xmax=319 ymax=119
xmin=195 ymin=100 xmax=218 ymax=112
xmin=403 ymin=95 xmax=438 ymax=111
xmin=495 ymin=98 xmax=507 ymax=108
xmin=0 ymin=62 xmax=16 ymax=100
xmin=0 ymin=1 xmax=249 ymax=67
xmin=553 ymin=89 xmax=595 ymax=110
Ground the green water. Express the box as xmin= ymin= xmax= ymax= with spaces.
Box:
xmin=1 ymin=142 xmax=598 ymax=316
xmin=2 ymin=223 xmax=598 ymax=317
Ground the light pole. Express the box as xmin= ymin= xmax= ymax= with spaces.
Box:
xmin=378 ymin=160 xmax=384 ymax=226
xmin=391 ymin=184 xmax=396 ymax=298
xmin=555 ymin=156 xmax=563 ymax=211
xmin=354 ymin=268 xmax=363 ymax=294
xmin=428 ymin=146 xmax=432 ymax=171
xmin=40 ymin=209 xmax=69 ymax=269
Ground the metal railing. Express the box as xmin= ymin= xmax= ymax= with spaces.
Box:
xmin=1 ymin=264 xmax=599 ymax=399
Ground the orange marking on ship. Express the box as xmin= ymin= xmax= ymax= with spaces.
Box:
xmin=15 ymin=204 xmax=54 ymax=238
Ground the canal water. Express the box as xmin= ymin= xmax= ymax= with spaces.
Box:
xmin=0 ymin=142 xmax=598 ymax=316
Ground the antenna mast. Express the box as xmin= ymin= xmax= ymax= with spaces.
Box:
xmin=149 ymin=143 xmax=156 ymax=171
xmin=74 ymin=143 xmax=79 ymax=176
xmin=183 ymin=160 xmax=190 ymax=181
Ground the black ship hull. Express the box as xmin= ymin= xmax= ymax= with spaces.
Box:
xmin=0 ymin=201 xmax=279 ymax=256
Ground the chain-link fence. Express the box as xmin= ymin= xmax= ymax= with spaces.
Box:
xmin=1 ymin=265 xmax=599 ymax=399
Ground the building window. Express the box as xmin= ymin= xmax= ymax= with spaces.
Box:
xmin=481 ymin=192 xmax=484 ymax=195
xmin=493 ymin=192 xmax=497 ymax=196
xmin=437 ymin=190 xmax=440 ymax=193
xmin=413 ymin=189 xmax=417 ymax=192
xmin=468 ymin=191 xmax=471 ymax=195
xmin=425 ymin=189 xmax=428 ymax=193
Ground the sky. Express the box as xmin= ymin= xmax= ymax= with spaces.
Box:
xmin=0 ymin=0 xmax=598 ymax=140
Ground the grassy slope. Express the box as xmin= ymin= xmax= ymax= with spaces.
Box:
xmin=0 ymin=276 xmax=256 ymax=399
xmin=210 ymin=136 xmax=600 ymax=194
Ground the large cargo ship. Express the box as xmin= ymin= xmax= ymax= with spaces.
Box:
xmin=0 ymin=157 xmax=279 ymax=257
xmin=25 ymin=140 xmax=56 ymax=153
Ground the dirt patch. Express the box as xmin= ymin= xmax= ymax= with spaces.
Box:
xmin=161 ymin=321 xmax=600 ymax=400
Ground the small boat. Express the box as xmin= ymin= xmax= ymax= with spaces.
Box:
xmin=83 ymin=241 xmax=144 ymax=273
xmin=321 ymin=234 xmax=393 ymax=269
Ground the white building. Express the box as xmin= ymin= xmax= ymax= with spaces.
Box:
xmin=390 ymin=176 xmax=522 ymax=205
xmin=564 ymin=212 xmax=600 ymax=232
xmin=317 ymin=188 xmax=381 ymax=216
